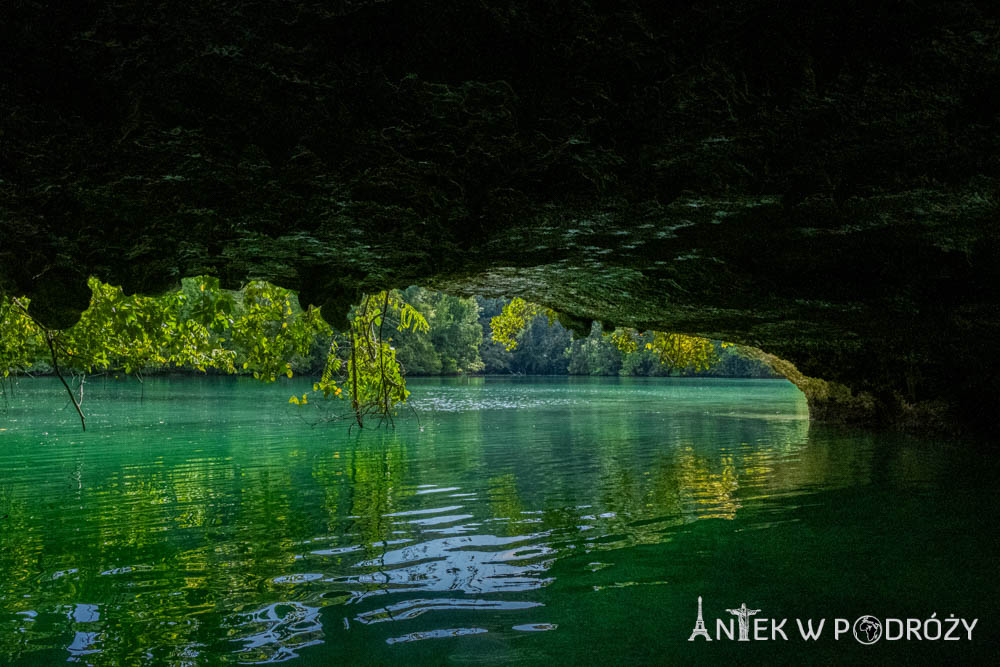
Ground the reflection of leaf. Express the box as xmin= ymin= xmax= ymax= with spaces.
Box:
xmin=487 ymin=474 xmax=524 ymax=533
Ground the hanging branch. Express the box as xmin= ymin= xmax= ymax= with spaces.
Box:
xmin=45 ymin=332 xmax=86 ymax=431
xmin=300 ymin=290 xmax=425 ymax=431
xmin=350 ymin=321 xmax=362 ymax=429
xmin=377 ymin=293 xmax=390 ymax=425
xmin=10 ymin=297 xmax=86 ymax=430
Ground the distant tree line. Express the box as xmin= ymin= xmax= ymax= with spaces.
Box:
xmin=389 ymin=290 xmax=777 ymax=378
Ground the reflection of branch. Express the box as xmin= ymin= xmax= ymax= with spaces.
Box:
xmin=405 ymin=401 xmax=422 ymax=430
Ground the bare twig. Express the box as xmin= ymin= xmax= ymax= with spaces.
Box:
xmin=11 ymin=297 xmax=87 ymax=430
xmin=350 ymin=322 xmax=362 ymax=429
xmin=45 ymin=332 xmax=85 ymax=431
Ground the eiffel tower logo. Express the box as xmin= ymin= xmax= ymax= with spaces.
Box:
xmin=688 ymin=596 xmax=712 ymax=641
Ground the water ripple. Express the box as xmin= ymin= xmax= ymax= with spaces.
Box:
xmin=232 ymin=602 xmax=324 ymax=664
xmin=385 ymin=627 xmax=488 ymax=644
xmin=355 ymin=598 xmax=543 ymax=625
xmin=10 ymin=375 xmax=946 ymax=666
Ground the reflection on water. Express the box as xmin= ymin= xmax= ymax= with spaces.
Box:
xmin=234 ymin=602 xmax=323 ymax=663
xmin=0 ymin=377 xmax=995 ymax=664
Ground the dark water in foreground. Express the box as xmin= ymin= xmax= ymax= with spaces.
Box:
xmin=0 ymin=377 xmax=996 ymax=665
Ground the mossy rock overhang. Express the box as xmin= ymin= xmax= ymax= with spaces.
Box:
xmin=2 ymin=1 xmax=998 ymax=431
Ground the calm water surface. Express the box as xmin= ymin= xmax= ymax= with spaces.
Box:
xmin=0 ymin=377 xmax=996 ymax=664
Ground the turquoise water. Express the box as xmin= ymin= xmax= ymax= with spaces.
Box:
xmin=0 ymin=376 xmax=995 ymax=664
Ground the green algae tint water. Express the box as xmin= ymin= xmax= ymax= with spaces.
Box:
xmin=0 ymin=377 xmax=995 ymax=664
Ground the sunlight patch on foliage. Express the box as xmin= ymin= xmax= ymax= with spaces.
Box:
xmin=491 ymin=298 xmax=725 ymax=372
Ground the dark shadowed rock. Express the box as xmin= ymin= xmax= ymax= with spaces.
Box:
xmin=2 ymin=1 xmax=999 ymax=430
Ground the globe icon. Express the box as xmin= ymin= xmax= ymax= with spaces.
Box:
xmin=853 ymin=616 xmax=883 ymax=644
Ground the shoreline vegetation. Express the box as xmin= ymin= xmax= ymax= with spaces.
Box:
xmin=2 ymin=279 xmax=776 ymax=429
xmin=8 ymin=284 xmax=777 ymax=382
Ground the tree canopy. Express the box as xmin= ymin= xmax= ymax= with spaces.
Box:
xmin=1 ymin=278 xmax=775 ymax=430
xmin=0 ymin=277 xmax=427 ymax=430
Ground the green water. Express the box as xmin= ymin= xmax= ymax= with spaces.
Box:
xmin=0 ymin=377 xmax=995 ymax=665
